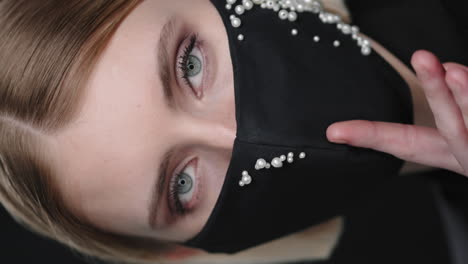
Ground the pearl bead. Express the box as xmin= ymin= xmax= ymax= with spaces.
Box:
xmin=255 ymin=158 xmax=266 ymax=169
xmin=357 ymin=36 xmax=363 ymax=45
xmin=341 ymin=25 xmax=351 ymax=34
xmin=287 ymin=157 xmax=294 ymax=163
xmin=266 ymin=0 xmax=274 ymax=8
xmin=235 ymin=5 xmax=245 ymax=15
xmin=310 ymin=1 xmax=322 ymax=13
xmin=226 ymin=0 xmax=373 ymax=66
xmin=280 ymin=155 xmax=286 ymax=161
xmin=265 ymin=163 xmax=271 ymax=169
xmin=243 ymin=0 xmax=254 ymax=10
xmin=242 ymin=170 xmax=249 ymax=177
xmin=287 ymin=152 xmax=294 ymax=158
xmin=362 ymin=46 xmax=371 ymax=56
xmin=230 ymin=14 xmax=236 ymax=20
xmin=231 ymin=17 xmax=242 ymax=28
xmin=244 ymin=177 xmax=252 ymax=185
xmin=257 ymin=158 xmax=266 ymax=166
xmin=319 ymin=13 xmax=326 ymax=22
xmin=288 ymin=11 xmax=297 ymax=21
xmin=271 ymin=157 xmax=283 ymax=168
xmin=362 ymin=39 xmax=370 ymax=46
xmin=242 ymin=175 xmax=251 ymax=182
xmin=299 ymin=152 xmax=306 ymax=159
xmin=278 ymin=9 xmax=288 ymax=20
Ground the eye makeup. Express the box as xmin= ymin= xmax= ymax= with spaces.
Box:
xmin=176 ymin=33 xmax=207 ymax=100
xmin=167 ymin=157 xmax=201 ymax=217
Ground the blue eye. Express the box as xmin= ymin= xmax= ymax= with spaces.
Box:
xmin=178 ymin=34 xmax=204 ymax=97
xmin=169 ymin=159 xmax=197 ymax=215
xmin=185 ymin=55 xmax=202 ymax=77
xmin=177 ymin=172 xmax=193 ymax=194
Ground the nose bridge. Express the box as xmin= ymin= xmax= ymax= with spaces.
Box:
xmin=177 ymin=115 xmax=236 ymax=150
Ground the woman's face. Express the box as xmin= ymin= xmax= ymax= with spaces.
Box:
xmin=50 ymin=0 xmax=235 ymax=242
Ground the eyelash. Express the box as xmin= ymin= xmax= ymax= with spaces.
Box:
xmin=177 ymin=34 xmax=199 ymax=89
xmin=168 ymin=170 xmax=187 ymax=216
xmin=169 ymin=155 xmax=201 ymax=217
xmin=166 ymin=34 xmax=200 ymax=217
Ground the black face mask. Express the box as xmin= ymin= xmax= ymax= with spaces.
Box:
xmin=182 ymin=0 xmax=413 ymax=254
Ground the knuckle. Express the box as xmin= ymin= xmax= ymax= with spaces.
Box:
xmin=366 ymin=121 xmax=380 ymax=147
xmin=400 ymin=125 xmax=418 ymax=160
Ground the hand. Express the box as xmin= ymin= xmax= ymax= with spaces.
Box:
xmin=326 ymin=50 xmax=468 ymax=176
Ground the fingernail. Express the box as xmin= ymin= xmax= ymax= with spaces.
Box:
xmin=327 ymin=126 xmax=348 ymax=144
xmin=329 ymin=136 xmax=348 ymax=144
xmin=449 ymin=69 xmax=465 ymax=90
xmin=442 ymin=64 xmax=450 ymax=71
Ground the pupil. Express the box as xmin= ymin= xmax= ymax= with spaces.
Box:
xmin=177 ymin=173 xmax=193 ymax=194
xmin=186 ymin=55 xmax=201 ymax=77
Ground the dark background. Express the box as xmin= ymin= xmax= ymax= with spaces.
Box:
xmin=1 ymin=169 xmax=466 ymax=264
xmin=0 ymin=205 xmax=94 ymax=264
xmin=2 ymin=0 xmax=467 ymax=263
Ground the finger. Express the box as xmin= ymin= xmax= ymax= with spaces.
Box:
xmin=327 ymin=120 xmax=464 ymax=174
xmin=411 ymin=51 xmax=462 ymax=130
xmin=443 ymin=62 xmax=468 ymax=72
xmin=445 ymin=63 xmax=468 ymax=121
xmin=411 ymin=50 xmax=468 ymax=173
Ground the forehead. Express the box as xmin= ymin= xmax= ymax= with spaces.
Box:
xmin=49 ymin=0 xmax=169 ymax=235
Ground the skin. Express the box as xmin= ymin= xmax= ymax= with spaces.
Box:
xmin=43 ymin=0 xmax=463 ymax=262
xmin=50 ymin=0 xmax=236 ymax=242
xmin=327 ymin=51 xmax=468 ymax=176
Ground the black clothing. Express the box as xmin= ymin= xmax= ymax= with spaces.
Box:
xmin=308 ymin=0 xmax=468 ymax=263
xmin=184 ymin=0 xmax=415 ymax=254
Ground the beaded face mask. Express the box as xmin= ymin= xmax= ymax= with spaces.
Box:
xmin=226 ymin=0 xmax=373 ymax=56
xmin=182 ymin=0 xmax=414 ymax=253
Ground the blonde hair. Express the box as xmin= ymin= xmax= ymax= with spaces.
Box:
xmin=0 ymin=1 xmax=174 ymax=263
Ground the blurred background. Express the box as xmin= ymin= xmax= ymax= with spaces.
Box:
xmin=2 ymin=169 xmax=468 ymax=264
xmin=1 ymin=204 xmax=95 ymax=264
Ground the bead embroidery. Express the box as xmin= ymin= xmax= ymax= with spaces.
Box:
xmin=240 ymin=151 xmax=306 ymax=187
xmin=225 ymin=0 xmax=372 ymax=56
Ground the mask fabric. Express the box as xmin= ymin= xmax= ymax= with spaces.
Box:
xmin=182 ymin=0 xmax=414 ymax=254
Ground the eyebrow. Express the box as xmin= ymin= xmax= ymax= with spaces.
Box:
xmin=157 ymin=16 xmax=177 ymax=110
xmin=148 ymin=17 xmax=178 ymax=229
